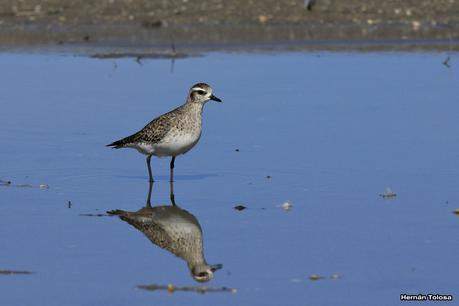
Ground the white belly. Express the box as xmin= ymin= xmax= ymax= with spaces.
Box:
xmin=130 ymin=132 xmax=200 ymax=157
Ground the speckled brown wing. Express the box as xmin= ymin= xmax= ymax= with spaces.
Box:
xmin=108 ymin=206 xmax=199 ymax=261
xmin=107 ymin=106 xmax=183 ymax=148
xmin=107 ymin=209 xmax=176 ymax=251
xmin=120 ymin=215 xmax=175 ymax=250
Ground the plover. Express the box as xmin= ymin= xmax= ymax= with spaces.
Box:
xmin=108 ymin=182 xmax=223 ymax=282
xmin=107 ymin=83 xmax=222 ymax=182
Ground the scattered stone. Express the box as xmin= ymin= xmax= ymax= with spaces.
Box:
xmin=330 ymin=273 xmax=342 ymax=280
xmin=235 ymin=148 xmax=240 ymax=152
xmin=307 ymin=273 xmax=342 ymax=281
xmin=266 ymin=175 xmax=271 ymax=179
xmin=0 ymin=270 xmax=33 ymax=275
xmin=379 ymin=187 xmax=397 ymax=199
xmin=258 ymin=15 xmax=269 ymax=25
xmin=234 ymin=205 xmax=247 ymax=211
xmin=308 ymin=274 xmax=324 ymax=281
xmin=138 ymin=283 xmax=237 ymax=294
xmin=141 ymin=20 xmax=162 ymax=28
xmin=412 ymin=20 xmax=421 ymax=31
xmin=279 ymin=201 xmax=292 ymax=211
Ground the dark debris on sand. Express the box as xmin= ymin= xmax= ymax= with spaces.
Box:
xmin=0 ymin=270 xmax=33 ymax=275
xmin=234 ymin=205 xmax=247 ymax=211
xmin=138 ymin=283 xmax=237 ymax=294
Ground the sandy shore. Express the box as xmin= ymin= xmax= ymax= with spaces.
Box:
xmin=0 ymin=0 xmax=458 ymax=55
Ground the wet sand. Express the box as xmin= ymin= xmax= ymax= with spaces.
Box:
xmin=0 ymin=0 xmax=459 ymax=55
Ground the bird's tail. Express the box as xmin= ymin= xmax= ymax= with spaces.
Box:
xmin=106 ymin=139 xmax=125 ymax=149
xmin=107 ymin=209 xmax=127 ymax=216
xmin=107 ymin=210 xmax=140 ymax=227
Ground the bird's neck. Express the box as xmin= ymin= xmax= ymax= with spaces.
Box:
xmin=183 ymin=101 xmax=204 ymax=115
xmin=186 ymin=253 xmax=207 ymax=267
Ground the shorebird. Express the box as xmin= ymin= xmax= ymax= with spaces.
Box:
xmin=107 ymin=83 xmax=222 ymax=182
xmin=108 ymin=182 xmax=223 ymax=282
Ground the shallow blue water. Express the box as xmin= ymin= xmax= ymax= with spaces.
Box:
xmin=1 ymin=52 xmax=458 ymax=306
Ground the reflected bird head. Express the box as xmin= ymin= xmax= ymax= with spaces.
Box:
xmin=191 ymin=263 xmax=223 ymax=282
xmin=188 ymin=83 xmax=222 ymax=104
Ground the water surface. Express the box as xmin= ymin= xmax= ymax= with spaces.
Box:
xmin=1 ymin=52 xmax=458 ymax=306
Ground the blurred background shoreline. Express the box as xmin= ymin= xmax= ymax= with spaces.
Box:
xmin=1 ymin=0 xmax=459 ymax=56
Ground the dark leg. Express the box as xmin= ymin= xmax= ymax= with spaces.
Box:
xmin=170 ymin=156 xmax=176 ymax=182
xmin=146 ymin=180 xmax=153 ymax=208
xmin=146 ymin=155 xmax=154 ymax=182
xmin=169 ymin=180 xmax=176 ymax=206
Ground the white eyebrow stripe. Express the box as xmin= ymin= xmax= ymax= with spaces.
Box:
xmin=192 ymin=87 xmax=206 ymax=92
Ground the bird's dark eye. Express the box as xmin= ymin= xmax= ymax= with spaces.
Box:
xmin=196 ymin=90 xmax=206 ymax=95
xmin=198 ymin=272 xmax=208 ymax=277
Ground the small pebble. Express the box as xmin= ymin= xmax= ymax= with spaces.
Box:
xmin=330 ymin=273 xmax=341 ymax=280
xmin=141 ymin=20 xmax=162 ymax=28
xmin=309 ymin=274 xmax=323 ymax=281
xmin=412 ymin=21 xmax=421 ymax=31
xmin=379 ymin=187 xmax=396 ymax=198
xmin=280 ymin=201 xmax=292 ymax=211
xmin=258 ymin=15 xmax=269 ymax=24
xmin=234 ymin=205 xmax=247 ymax=211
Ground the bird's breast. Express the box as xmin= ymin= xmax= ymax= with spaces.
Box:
xmin=153 ymin=130 xmax=201 ymax=157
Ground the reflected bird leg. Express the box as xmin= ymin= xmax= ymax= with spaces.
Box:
xmin=170 ymin=156 xmax=176 ymax=182
xmin=146 ymin=181 xmax=154 ymax=208
xmin=169 ymin=180 xmax=176 ymax=206
xmin=146 ymin=155 xmax=154 ymax=182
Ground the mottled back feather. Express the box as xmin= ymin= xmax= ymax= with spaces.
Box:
xmin=108 ymin=206 xmax=204 ymax=265
xmin=107 ymin=105 xmax=187 ymax=148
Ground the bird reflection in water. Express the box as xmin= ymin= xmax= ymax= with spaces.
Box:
xmin=108 ymin=182 xmax=222 ymax=282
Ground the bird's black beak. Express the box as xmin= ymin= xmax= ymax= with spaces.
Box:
xmin=210 ymin=264 xmax=223 ymax=272
xmin=210 ymin=94 xmax=222 ymax=102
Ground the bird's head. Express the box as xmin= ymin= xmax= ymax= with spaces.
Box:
xmin=190 ymin=263 xmax=223 ymax=282
xmin=188 ymin=83 xmax=222 ymax=104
